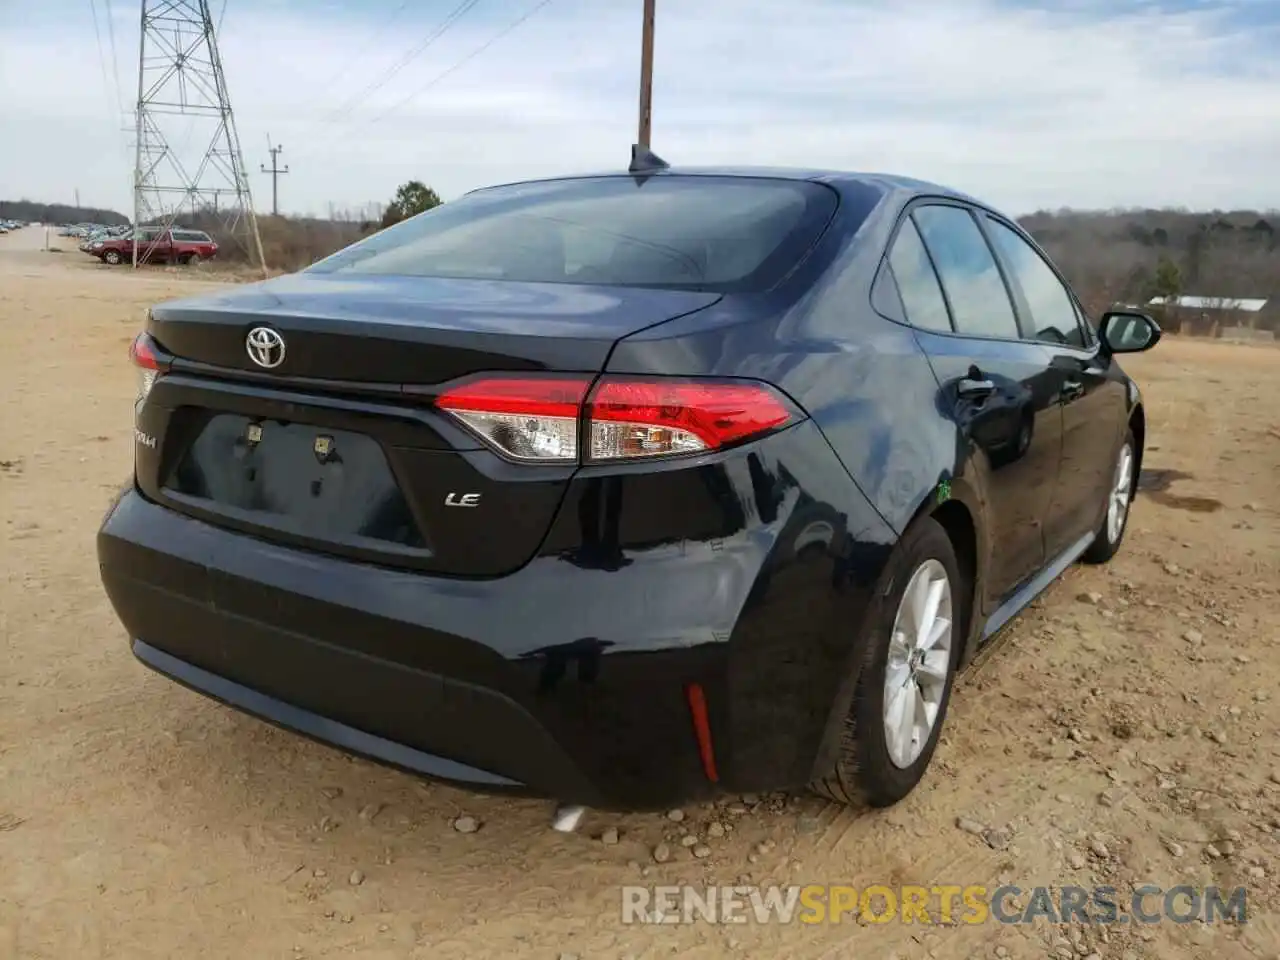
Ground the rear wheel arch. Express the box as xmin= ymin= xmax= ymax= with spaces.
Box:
xmin=807 ymin=489 xmax=982 ymax=787
xmin=1129 ymin=402 xmax=1145 ymax=478
xmin=898 ymin=477 xmax=986 ymax=648
xmin=809 ymin=512 xmax=967 ymax=807
xmin=930 ymin=499 xmax=979 ymax=662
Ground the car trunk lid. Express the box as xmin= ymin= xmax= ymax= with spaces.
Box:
xmin=135 ymin=274 xmax=720 ymax=577
xmin=148 ymin=272 xmax=719 ymax=383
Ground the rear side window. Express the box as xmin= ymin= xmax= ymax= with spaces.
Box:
xmin=912 ymin=205 xmax=1020 ymax=340
xmin=307 ymin=176 xmax=843 ymax=292
xmin=886 ymin=218 xmax=952 ymax=333
xmin=173 ymin=230 xmax=211 ymax=242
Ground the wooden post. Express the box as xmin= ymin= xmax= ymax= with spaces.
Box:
xmin=637 ymin=0 xmax=655 ymax=147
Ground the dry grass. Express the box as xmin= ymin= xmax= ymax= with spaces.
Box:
xmin=193 ymin=212 xmax=369 ymax=272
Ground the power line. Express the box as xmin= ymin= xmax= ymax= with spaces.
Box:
xmin=323 ymin=0 xmax=484 ymax=125
xmin=304 ymin=0 xmax=412 ymax=102
xmin=86 ymin=0 xmax=119 ymax=115
xmin=366 ymin=0 xmax=556 ymax=126
xmin=102 ymin=0 xmax=125 ymax=115
xmin=281 ymin=0 xmax=554 ymax=175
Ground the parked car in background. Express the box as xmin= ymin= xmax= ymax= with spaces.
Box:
xmin=78 ymin=226 xmax=128 ymax=252
xmin=169 ymin=229 xmax=218 ymax=263
xmin=88 ymin=227 xmax=218 ymax=265
xmin=99 ymin=159 xmax=1161 ymax=813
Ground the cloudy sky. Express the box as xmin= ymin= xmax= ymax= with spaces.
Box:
xmin=2 ymin=0 xmax=1278 ymax=218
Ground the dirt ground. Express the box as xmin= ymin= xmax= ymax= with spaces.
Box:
xmin=1 ymin=227 xmax=1277 ymax=960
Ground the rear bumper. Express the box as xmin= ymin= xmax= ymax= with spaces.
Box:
xmin=98 ymin=421 xmax=894 ymax=809
xmin=132 ymin=639 xmax=525 ymax=789
xmin=100 ymin=490 xmax=632 ymax=806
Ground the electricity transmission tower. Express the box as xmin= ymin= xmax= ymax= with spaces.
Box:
xmin=132 ymin=0 xmax=265 ymax=272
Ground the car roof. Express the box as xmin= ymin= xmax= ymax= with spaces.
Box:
xmin=470 ymin=165 xmax=985 ymax=207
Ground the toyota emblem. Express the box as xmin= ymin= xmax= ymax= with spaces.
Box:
xmin=245 ymin=326 xmax=286 ymax=369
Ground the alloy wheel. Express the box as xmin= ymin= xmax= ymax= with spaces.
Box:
xmin=883 ymin=558 xmax=954 ymax=769
xmin=1107 ymin=442 xmax=1134 ymax=544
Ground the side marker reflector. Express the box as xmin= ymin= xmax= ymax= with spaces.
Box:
xmin=684 ymin=682 xmax=719 ymax=783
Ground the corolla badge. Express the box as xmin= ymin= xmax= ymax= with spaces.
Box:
xmin=245 ymin=326 xmax=286 ymax=369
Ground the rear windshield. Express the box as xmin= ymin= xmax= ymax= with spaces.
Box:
xmin=307 ymin=175 xmax=840 ymax=292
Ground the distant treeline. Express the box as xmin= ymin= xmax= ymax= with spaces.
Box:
xmin=1023 ymin=208 xmax=1279 ymax=324
xmin=0 ymin=199 xmax=130 ymax=226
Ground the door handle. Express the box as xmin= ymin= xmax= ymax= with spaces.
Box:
xmin=1061 ymin=380 xmax=1085 ymax=402
xmin=957 ymin=377 xmax=995 ymax=398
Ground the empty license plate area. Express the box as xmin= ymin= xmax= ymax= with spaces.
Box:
xmin=166 ymin=413 xmax=425 ymax=549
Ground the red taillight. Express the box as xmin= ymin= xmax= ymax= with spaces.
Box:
xmin=129 ymin=332 xmax=160 ymax=370
xmin=434 ymin=374 xmax=796 ymax=464
xmin=436 ymin=376 xmax=592 ymax=462
xmin=587 ymin=378 xmax=793 ymax=461
xmin=129 ymin=332 xmax=162 ymax=400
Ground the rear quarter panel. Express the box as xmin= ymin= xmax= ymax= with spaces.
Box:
xmin=607 ymin=180 xmax=968 ymax=539
xmin=604 ymin=180 xmax=993 ymax=781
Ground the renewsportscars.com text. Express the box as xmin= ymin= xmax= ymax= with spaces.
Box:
xmin=620 ymin=884 xmax=1249 ymax=926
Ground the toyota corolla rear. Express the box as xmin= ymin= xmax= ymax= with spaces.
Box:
xmin=97 ymin=171 xmax=894 ymax=809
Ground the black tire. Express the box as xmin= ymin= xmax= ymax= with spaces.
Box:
xmin=1081 ymin=428 xmax=1136 ymax=565
xmin=103 ymin=250 xmax=122 ymax=265
xmin=811 ymin=515 xmax=967 ymax=808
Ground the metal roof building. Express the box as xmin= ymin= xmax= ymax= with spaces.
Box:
xmin=1147 ymin=296 xmax=1268 ymax=312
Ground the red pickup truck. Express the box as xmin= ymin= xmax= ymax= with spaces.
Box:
xmin=89 ymin=228 xmax=219 ymax=266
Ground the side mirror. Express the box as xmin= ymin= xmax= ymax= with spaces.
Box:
xmin=1099 ymin=310 xmax=1162 ymax=355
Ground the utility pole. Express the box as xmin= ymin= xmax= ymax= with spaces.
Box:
xmin=637 ymin=0 xmax=655 ymax=147
xmin=133 ymin=0 xmax=266 ymax=273
xmin=261 ymin=137 xmax=289 ymax=216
